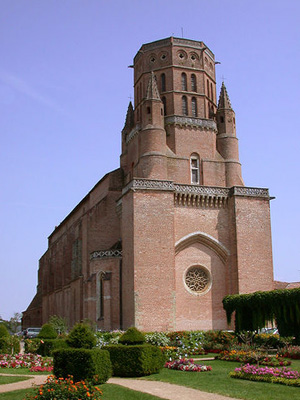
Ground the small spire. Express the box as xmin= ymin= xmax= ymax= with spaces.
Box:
xmin=123 ymin=101 xmax=134 ymax=131
xmin=218 ymin=82 xmax=233 ymax=110
xmin=146 ymin=72 xmax=161 ymax=100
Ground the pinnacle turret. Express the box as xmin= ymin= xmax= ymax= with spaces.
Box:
xmin=218 ymin=82 xmax=233 ymax=110
xmin=123 ymin=101 xmax=134 ymax=132
xmin=146 ymin=72 xmax=161 ymax=101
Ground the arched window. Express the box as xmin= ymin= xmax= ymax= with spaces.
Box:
xmin=162 ymin=96 xmax=167 ymax=115
xmin=191 ymin=74 xmax=197 ymax=92
xmin=181 ymin=73 xmax=187 ymax=91
xmin=210 ymin=83 xmax=213 ymax=102
xmin=161 ymin=73 xmax=166 ymax=92
xmin=182 ymin=96 xmax=188 ymax=115
xmin=99 ymin=274 xmax=104 ymax=319
xmin=191 ymin=97 xmax=197 ymax=117
xmin=207 ymin=80 xmax=210 ymax=98
xmin=190 ymin=153 xmax=200 ymax=184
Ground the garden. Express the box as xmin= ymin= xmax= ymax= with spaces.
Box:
xmin=1 ymin=288 xmax=300 ymax=399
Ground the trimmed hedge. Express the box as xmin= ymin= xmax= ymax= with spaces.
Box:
xmin=66 ymin=323 xmax=96 ymax=349
xmin=37 ymin=339 xmax=69 ymax=356
xmin=38 ymin=323 xmax=57 ymax=339
xmin=53 ymin=348 xmax=112 ymax=384
xmin=105 ymin=344 xmax=164 ymax=377
xmin=119 ymin=327 xmax=145 ymax=345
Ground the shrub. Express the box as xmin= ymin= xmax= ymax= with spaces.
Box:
xmin=38 ymin=323 xmax=57 ymax=339
xmin=0 ymin=334 xmax=20 ymax=354
xmin=0 ymin=324 xmax=10 ymax=338
xmin=66 ymin=323 xmax=96 ymax=349
xmin=278 ymin=345 xmax=300 ymax=359
xmin=25 ymin=375 xmax=102 ymax=400
xmin=118 ymin=327 xmax=145 ymax=345
xmin=53 ymin=348 xmax=112 ymax=384
xmin=36 ymin=339 xmax=69 ymax=356
xmin=105 ymin=344 xmax=164 ymax=377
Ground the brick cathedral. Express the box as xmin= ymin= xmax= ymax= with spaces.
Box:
xmin=23 ymin=37 xmax=274 ymax=331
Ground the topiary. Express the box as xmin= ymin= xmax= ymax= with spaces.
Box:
xmin=0 ymin=324 xmax=10 ymax=338
xmin=66 ymin=323 xmax=96 ymax=349
xmin=38 ymin=323 xmax=58 ymax=339
xmin=119 ymin=327 xmax=145 ymax=345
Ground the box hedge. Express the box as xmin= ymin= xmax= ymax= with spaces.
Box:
xmin=105 ymin=344 xmax=164 ymax=377
xmin=37 ymin=339 xmax=69 ymax=356
xmin=53 ymin=348 xmax=112 ymax=384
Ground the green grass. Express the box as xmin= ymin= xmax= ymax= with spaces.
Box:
xmin=0 ymin=376 xmax=30 ymax=385
xmin=144 ymin=359 xmax=300 ymax=400
xmin=0 ymin=388 xmax=35 ymax=399
xmin=0 ymin=369 xmax=49 ymax=375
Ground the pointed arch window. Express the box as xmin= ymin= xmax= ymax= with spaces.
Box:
xmin=162 ymin=96 xmax=167 ymax=115
xmin=191 ymin=97 xmax=197 ymax=117
xmin=207 ymin=80 xmax=210 ymax=98
xmin=161 ymin=73 xmax=166 ymax=92
xmin=210 ymin=83 xmax=213 ymax=102
xmin=181 ymin=73 xmax=187 ymax=91
xmin=191 ymin=74 xmax=197 ymax=92
xmin=182 ymin=96 xmax=188 ymax=116
xmin=190 ymin=153 xmax=200 ymax=184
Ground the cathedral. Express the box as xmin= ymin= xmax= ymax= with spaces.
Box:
xmin=23 ymin=37 xmax=274 ymax=332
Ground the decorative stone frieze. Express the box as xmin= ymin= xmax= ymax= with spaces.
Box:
xmin=90 ymin=249 xmax=122 ymax=261
xmin=231 ymin=187 xmax=270 ymax=198
xmin=164 ymin=116 xmax=217 ymax=131
xmin=122 ymin=178 xmax=174 ymax=195
xmin=174 ymin=184 xmax=229 ymax=208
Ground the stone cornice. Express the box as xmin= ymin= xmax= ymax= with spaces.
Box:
xmin=165 ymin=116 xmax=217 ymax=131
xmin=126 ymin=124 xmax=141 ymax=144
xmin=121 ymin=179 xmax=271 ymax=208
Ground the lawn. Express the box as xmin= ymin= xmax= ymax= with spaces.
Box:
xmin=0 ymin=375 xmax=30 ymax=385
xmin=144 ymin=359 xmax=300 ymax=400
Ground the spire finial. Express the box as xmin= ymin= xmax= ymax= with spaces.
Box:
xmin=218 ymin=82 xmax=233 ymax=110
xmin=146 ymin=72 xmax=161 ymax=100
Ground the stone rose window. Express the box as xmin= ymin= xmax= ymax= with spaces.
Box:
xmin=184 ymin=265 xmax=211 ymax=295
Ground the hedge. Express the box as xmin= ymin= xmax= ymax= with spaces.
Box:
xmin=105 ymin=344 xmax=164 ymax=377
xmin=53 ymin=348 xmax=112 ymax=384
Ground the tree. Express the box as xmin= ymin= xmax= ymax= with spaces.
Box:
xmin=48 ymin=315 xmax=68 ymax=335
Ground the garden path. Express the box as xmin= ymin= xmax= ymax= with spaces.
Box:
xmin=0 ymin=373 xmax=241 ymax=399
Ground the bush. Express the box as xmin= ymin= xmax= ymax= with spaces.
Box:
xmin=0 ymin=334 xmax=20 ymax=354
xmin=36 ymin=339 xmax=69 ymax=356
xmin=118 ymin=327 xmax=145 ymax=345
xmin=0 ymin=324 xmax=10 ymax=338
xmin=38 ymin=323 xmax=57 ymax=339
xmin=53 ymin=348 xmax=112 ymax=384
xmin=105 ymin=344 xmax=164 ymax=377
xmin=145 ymin=331 xmax=170 ymax=347
xmin=66 ymin=323 xmax=96 ymax=349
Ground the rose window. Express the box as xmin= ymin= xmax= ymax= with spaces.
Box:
xmin=185 ymin=266 xmax=210 ymax=293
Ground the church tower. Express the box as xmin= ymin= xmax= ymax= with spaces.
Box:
xmin=23 ymin=37 xmax=274 ymax=333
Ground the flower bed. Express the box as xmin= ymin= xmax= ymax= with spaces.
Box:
xmin=279 ymin=346 xmax=300 ymax=359
xmin=230 ymin=363 xmax=300 ymax=387
xmin=164 ymin=358 xmax=212 ymax=372
xmin=217 ymin=350 xmax=291 ymax=366
xmin=0 ymin=353 xmax=53 ymax=369
xmin=25 ymin=375 xmax=103 ymax=399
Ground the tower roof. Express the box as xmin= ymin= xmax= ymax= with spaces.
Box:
xmin=146 ymin=72 xmax=161 ymax=101
xmin=218 ymin=82 xmax=233 ymax=110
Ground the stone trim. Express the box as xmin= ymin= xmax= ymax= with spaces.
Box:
xmin=90 ymin=250 xmax=122 ymax=260
xmin=164 ymin=116 xmax=217 ymax=131
xmin=126 ymin=124 xmax=141 ymax=144
xmin=122 ymin=179 xmax=174 ymax=195
xmin=230 ymin=187 xmax=269 ymax=198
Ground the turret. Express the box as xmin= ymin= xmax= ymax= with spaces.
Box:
xmin=216 ymin=83 xmax=244 ymax=187
xmin=138 ymin=72 xmax=167 ymax=179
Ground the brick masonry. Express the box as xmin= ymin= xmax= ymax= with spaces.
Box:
xmin=23 ymin=37 xmax=275 ymax=331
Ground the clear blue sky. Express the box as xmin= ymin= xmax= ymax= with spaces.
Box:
xmin=0 ymin=0 xmax=299 ymax=320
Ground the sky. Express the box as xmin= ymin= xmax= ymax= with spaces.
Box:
xmin=0 ymin=0 xmax=299 ymax=321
